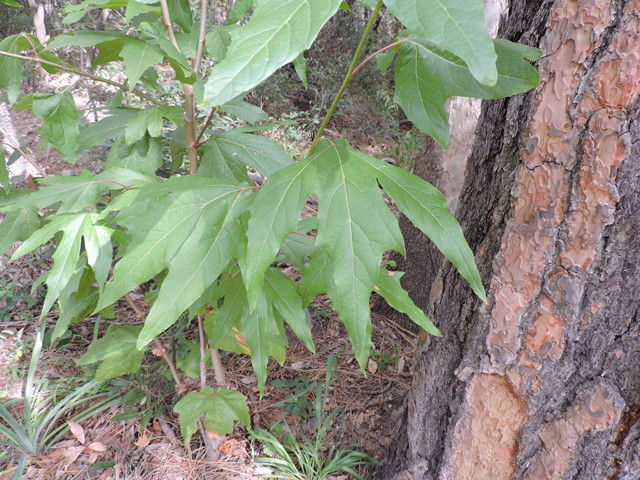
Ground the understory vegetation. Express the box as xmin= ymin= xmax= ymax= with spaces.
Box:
xmin=0 ymin=0 xmax=540 ymax=477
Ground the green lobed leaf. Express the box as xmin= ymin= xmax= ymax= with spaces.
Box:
xmin=78 ymin=108 xmax=139 ymax=151
xmin=93 ymin=40 xmax=125 ymax=67
xmin=179 ymin=342 xmax=213 ymax=378
xmin=168 ymin=0 xmax=192 ymax=33
xmin=242 ymin=157 xmax=316 ymax=310
xmin=125 ymin=0 xmax=161 ymax=24
xmin=3 ymin=170 xmax=108 ymax=215
xmin=0 ymin=0 xmax=22 ymax=7
xmin=62 ymin=0 xmax=127 ymax=24
xmin=220 ymin=98 xmax=269 ymax=124
xmin=292 ymin=52 xmax=307 ymax=88
xmin=394 ymin=34 xmax=541 ymax=147
xmin=353 ymin=150 xmax=486 ymax=302
xmin=205 ymin=26 xmax=236 ymax=62
xmin=49 ymin=31 xmax=127 ymax=49
xmin=299 ymin=245 xmax=333 ymax=307
xmin=96 ymin=177 xmax=244 ymax=317
xmin=120 ymin=37 xmax=165 ymax=92
xmin=202 ymin=0 xmax=342 ymax=108
xmin=228 ymin=0 xmax=255 ymax=24
xmin=376 ymin=43 xmax=400 ymax=73
xmin=312 ymin=139 xmax=405 ymax=369
xmin=0 ymin=207 xmax=39 ymax=256
xmin=174 ymin=386 xmax=250 ymax=444
xmin=374 ymin=268 xmax=440 ymax=335
xmin=280 ymin=216 xmax=317 ymax=272
xmin=199 ymin=130 xmax=293 ymax=182
xmin=105 ymin=133 xmax=163 ymax=176
xmin=78 ymin=326 xmax=145 ymax=381
xmin=13 ymin=213 xmax=90 ymax=317
xmin=176 ymin=30 xmax=199 ymax=59
xmin=83 ymin=218 xmax=113 ymax=288
xmin=384 ymin=0 xmax=497 ymax=86
xmin=125 ymin=106 xmax=185 ymax=144
xmin=137 ymin=196 xmax=252 ymax=348
xmin=240 ymin=291 xmax=282 ymax=393
xmin=32 ymin=91 xmax=80 ymax=164
xmin=263 ymin=268 xmax=314 ymax=353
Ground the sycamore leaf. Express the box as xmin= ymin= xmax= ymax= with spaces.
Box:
xmin=374 ymin=268 xmax=440 ymax=335
xmin=168 ymin=0 xmax=192 ymax=33
xmin=242 ymin=157 xmax=316 ymax=310
xmin=97 ymin=177 xmax=244 ymax=318
xmin=48 ymin=31 xmax=126 ymax=49
xmin=292 ymin=52 xmax=307 ymax=88
xmin=394 ymin=34 xmax=541 ymax=147
xmin=0 ymin=207 xmax=39 ymax=256
xmin=376 ymin=43 xmax=400 ymax=73
xmin=13 ymin=213 xmax=89 ymax=317
xmin=199 ymin=130 xmax=293 ymax=182
xmin=220 ymin=99 xmax=269 ymax=124
xmin=78 ymin=108 xmax=139 ymax=151
xmin=120 ymin=37 xmax=165 ymax=92
xmin=0 ymin=35 xmax=66 ymax=102
xmin=179 ymin=342 xmax=213 ymax=378
xmin=83 ymin=219 xmax=113 ymax=287
xmin=312 ymin=139 xmax=405 ymax=369
xmin=125 ymin=0 xmax=161 ymax=23
xmin=353 ymin=150 xmax=486 ymax=302
xmin=204 ymin=312 xmax=251 ymax=355
xmin=299 ymin=245 xmax=333 ymax=307
xmin=205 ymin=26 xmax=236 ymax=62
xmin=384 ymin=0 xmax=497 ymax=86
xmin=137 ymin=197 xmax=252 ymax=347
xmin=263 ymin=268 xmax=314 ymax=353
xmin=280 ymin=216 xmax=317 ymax=272
xmin=0 ymin=0 xmax=22 ymax=7
xmin=32 ymin=91 xmax=79 ymax=163
xmin=228 ymin=0 xmax=255 ymax=24
xmin=174 ymin=386 xmax=250 ymax=444
xmin=78 ymin=326 xmax=145 ymax=382
xmin=93 ymin=40 xmax=125 ymax=67
xmin=202 ymin=0 xmax=342 ymax=107
xmin=62 ymin=0 xmax=127 ymax=25
xmin=240 ymin=291 xmax=283 ymax=393
xmin=106 ymin=133 xmax=163 ymax=176
xmin=125 ymin=106 xmax=185 ymax=143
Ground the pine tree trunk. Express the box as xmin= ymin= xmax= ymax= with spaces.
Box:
xmin=377 ymin=0 xmax=640 ymax=478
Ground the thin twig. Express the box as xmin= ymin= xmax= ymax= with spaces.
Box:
xmin=193 ymin=0 xmax=208 ymax=74
xmin=195 ymin=107 xmax=217 ymax=144
xmin=352 ymin=40 xmax=404 ymax=78
xmin=0 ymin=50 xmax=162 ymax=106
xmin=0 ymin=141 xmax=47 ymax=178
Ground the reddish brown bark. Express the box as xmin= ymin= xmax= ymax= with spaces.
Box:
xmin=377 ymin=0 xmax=640 ymax=478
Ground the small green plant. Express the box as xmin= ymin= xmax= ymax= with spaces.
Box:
xmin=0 ymin=321 xmax=122 ymax=479
xmin=272 ymin=376 xmax=317 ymax=421
xmin=252 ymin=355 xmax=376 ymax=480
xmin=0 ymin=279 xmax=35 ymax=322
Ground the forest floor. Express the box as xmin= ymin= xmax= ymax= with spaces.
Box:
xmin=0 ymin=52 xmax=424 ymax=479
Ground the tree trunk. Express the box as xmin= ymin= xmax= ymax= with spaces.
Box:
xmin=27 ymin=0 xmax=47 ymax=44
xmin=377 ymin=0 xmax=640 ymax=478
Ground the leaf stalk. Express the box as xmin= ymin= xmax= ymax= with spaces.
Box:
xmin=308 ymin=0 xmax=383 ymax=156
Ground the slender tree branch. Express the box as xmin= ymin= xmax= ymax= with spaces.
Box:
xmin=198 ymin=315 xmax=207 ymax=389
xmin=159 ymin=0 xmax=199 ymax=175
xmin=196 ymin=107 xmax=217 ymax=144
xmin=352 ymin=40 xmax=404 ymax=78
xmin=193 ymin=0 xmax=208 ymax=74
xmin=308 ymin=0 xmax=384 ymax=156
xmin=0 ymin=50 xmax=162 ymax=106
xmin=0 ymin=140 xmax=48 ymax=178
xmin=154 ymin=337 xmax=184 ymax=394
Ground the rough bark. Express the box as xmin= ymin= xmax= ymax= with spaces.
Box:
xmin=377 ymin=0 xmax=640 ymax=478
